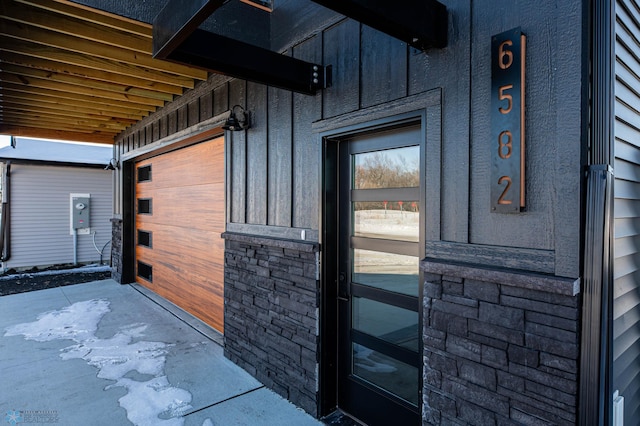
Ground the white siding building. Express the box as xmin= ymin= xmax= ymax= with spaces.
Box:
xmin=0 ymin=138 xmax=112 ymax=270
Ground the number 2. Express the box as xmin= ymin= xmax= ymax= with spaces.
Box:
xmin=498 ymin=176 xmax=512 ymax=205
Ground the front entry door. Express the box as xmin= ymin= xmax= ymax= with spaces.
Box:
xmin=337 ymin=125 xmax=423 ymax=425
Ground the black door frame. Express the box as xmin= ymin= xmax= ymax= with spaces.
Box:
xmin=319 ymin=112 xmax=426 ymax=421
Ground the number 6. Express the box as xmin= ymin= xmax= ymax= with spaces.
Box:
xmin=498 ymin=40 xmax=513 ymax=69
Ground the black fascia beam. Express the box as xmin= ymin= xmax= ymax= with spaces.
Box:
xmin=154 ymin=0 xmax=329 ymax=94
xmin=153 ymin=0 xmax=227 ymax=59
xmin=310 ymin=0 xmax=447 ymax=50
xmin=164 ymin=28 xmax=329 ymax=95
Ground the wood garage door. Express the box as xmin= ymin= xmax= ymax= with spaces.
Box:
xmin=135 ymin=138 xmax=225 ymax=332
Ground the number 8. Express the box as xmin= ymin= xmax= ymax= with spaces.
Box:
xmin=498 ymin=131 xmax=513 ymax=159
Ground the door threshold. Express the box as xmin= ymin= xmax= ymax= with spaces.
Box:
xmin=321 ymin=410 xmax=366 ymax=426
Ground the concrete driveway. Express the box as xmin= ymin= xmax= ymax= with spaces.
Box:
xmin=0 ymin=279 xmax=322 ymax=426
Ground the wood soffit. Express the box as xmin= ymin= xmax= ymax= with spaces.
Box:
xmin=0 ymin=0 xmax=208 ymax=144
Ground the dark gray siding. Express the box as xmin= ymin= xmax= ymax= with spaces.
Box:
xmin=115 ymin=1 xmax=583 ymax=278
xmin=613 ymin=0 xmax=640 ymax=421
xmin=467 ymin=1 xmax=584 ymax=278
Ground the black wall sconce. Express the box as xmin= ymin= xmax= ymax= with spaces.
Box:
xmin=222 ymin=105 xmax=251 ymax=131
xmin=104 ymin=158 xmax=119 ymax=171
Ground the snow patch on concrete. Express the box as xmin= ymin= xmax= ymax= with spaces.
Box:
xmin=115 ymin=376 xmax=192 ymax=426
xmin=0 ymin=264 xmax=111 ymax=281
xmin=4 ymin=299 xmax=204 ymax=425
xmin=4 ymin=299 xmax=109 ymax=342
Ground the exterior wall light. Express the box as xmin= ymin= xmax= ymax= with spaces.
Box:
xmin=105 ymin=158 xmax=119 ymax=170
xmin=222 ymin=105 xmax=251 ymax=131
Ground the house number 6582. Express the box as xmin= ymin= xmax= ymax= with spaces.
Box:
xmin=491 ymin=28 xmax=526 ymax=213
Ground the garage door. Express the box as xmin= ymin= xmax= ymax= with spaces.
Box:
xmin=135 ymin=138 xmax=225 ymax=332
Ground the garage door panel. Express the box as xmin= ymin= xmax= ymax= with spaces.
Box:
xmin=136 ymin=181 xmax=222 ymax=201
xmin=149 ymin=256 xmax=224 ymax=295
xmin=136 ymin=234 xmax=223 ymax=280
xmin=136 ymin=141 xmax=224 ymax=190
xmin=135 ymin=137 xmax=225 ymax=332
xmin=135 ymin=221 xmax=224 ymax=253
xmin=136 ymin=183 xmax=225 ymax=230
xmin=142 ymin=262 xmax=224 ymax=331
xmin=135 ymin=224 xmax=224 ymax=264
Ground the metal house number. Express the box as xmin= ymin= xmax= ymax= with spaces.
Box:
xmin=491 ymin=28 xmax=526 ymax=213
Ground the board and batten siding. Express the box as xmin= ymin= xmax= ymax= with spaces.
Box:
xmin=116 ymin=0 xmax=583 ymax=277
xmin=613 ymin=0 xmax=640 ymax=422
xmin=5 ymin=164 xmax=112 ymax=270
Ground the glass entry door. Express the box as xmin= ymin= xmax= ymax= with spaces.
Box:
xmin=337 ymin=125 xmax=422 ymax=425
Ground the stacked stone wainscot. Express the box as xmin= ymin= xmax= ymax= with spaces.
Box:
xmin=421 ymin=260 xmax=581 ymax=425
xmin=110 ymin=218 xmax=123 ymax=282
xmin=222 ymin=232 xmax=320 ymax=416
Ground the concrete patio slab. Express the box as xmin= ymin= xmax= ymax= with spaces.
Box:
xmin=183 ymin=388 xmax=323 ymax=426
xmin=0 ymin=280 xmax=322 ymax=426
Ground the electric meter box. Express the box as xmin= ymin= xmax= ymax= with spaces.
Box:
xmin=72 ymin=196 xmax=90 ymax=229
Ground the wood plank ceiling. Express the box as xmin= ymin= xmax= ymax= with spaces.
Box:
xmin=0 ymin=0 xmax=208 ymax=144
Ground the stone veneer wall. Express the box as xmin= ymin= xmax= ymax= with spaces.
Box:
xmin=110 ymin=218 xmax=123 ymax=282
xmin=421 ymin=260 xmax=581 ymax=425
xmin=222 ymin=232 xmax=320 ymax=416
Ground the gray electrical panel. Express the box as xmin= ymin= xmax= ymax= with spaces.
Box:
xmin=72 ymin=196 xmax=90 ymax=229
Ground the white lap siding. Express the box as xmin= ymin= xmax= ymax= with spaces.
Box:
xmin=4 ymin=164 xmax=112 ymax=270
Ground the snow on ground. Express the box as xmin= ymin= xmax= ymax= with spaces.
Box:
xmin=354 ymin=209 xmax=419 ymax=241
xmin=0 ymin=264 xmax=111 ymax=281
xmin=353 ymin=209 xmax=419 ymax=273
xmin=4 ymin=299 xmax=212 ymax=425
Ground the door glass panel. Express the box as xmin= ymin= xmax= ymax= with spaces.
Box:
xmin=354 ymin=201 xmax=419 ymax=241
xmin=352 ymin=343 xmax=419 ymax=406
xmin=339 ymin=134 xmax=422 ymax=422
xmin=353 ymin=297 xmax=419 ymax=351
xmin=354 ymin=146 xmax=420 ymax=189
xmin=352 ymin=249 xmax=419 ymax=296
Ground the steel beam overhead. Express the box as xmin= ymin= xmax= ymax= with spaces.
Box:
xmin=153 ymin=0 xmax=226 ymax=60
xmin=168 ymin=29 xmax=328 ymax=95
xmin=153 ymin=0 xmax=329 ymax=95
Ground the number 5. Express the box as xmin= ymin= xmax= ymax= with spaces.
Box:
xmin=498 ymin=84 xmax=513 ymax=114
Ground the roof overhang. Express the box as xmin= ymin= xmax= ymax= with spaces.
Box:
xmin=0 ymin=0 xmax=208 ymax=144
xmin=0 ymin=0 xmax=448 ymax=144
